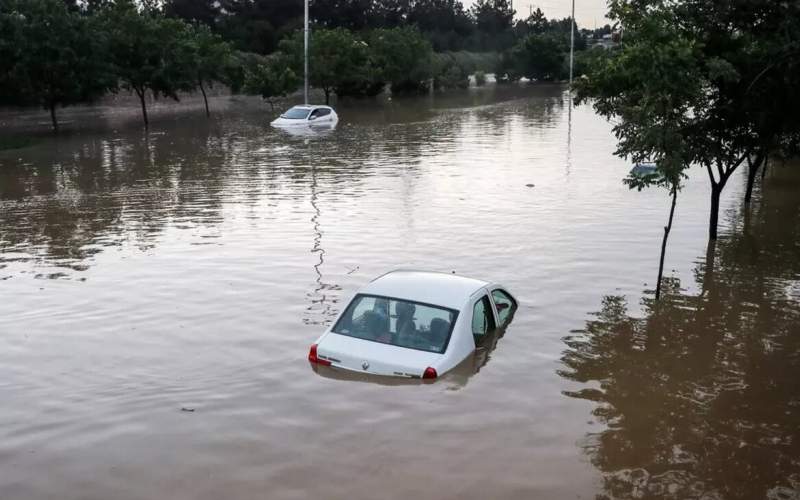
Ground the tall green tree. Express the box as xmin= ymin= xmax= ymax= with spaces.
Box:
xmin=471 ymin=0 xmax=514 ymax=50
xmin=279 ymin=28 xmax=374 ymax=104
xmin=577 ymin=0 xmax=800 ymax=240
xmin=242 ymin=55 xmax=299 ymax=110
xmin=0 ymin=0 xmax=113 ymax=131
xmin=190 ymin=24 xmax=237 ymax=116
xmin=369 ymin=26 xmax=433 ymax=94
xmin=99 ymin=0 xmax=197 ymax=128
xmin=512 ymin=32 xmax=567 ymax=82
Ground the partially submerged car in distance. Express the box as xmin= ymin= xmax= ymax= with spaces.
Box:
xmin=270 ymin=105 xmax=338 ymax=128
xmin=308 ymin=270 xmax=517 ymax=380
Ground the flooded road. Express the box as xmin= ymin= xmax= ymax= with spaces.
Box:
xmin=1 ymin=86 xmax=798 ymax=500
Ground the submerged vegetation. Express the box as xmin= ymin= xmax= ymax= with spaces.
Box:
xmin=0 ymin=0 xmax=604 ymax=130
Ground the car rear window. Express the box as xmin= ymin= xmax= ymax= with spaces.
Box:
xmin=332 ymin=294 xmax=458 ymax=354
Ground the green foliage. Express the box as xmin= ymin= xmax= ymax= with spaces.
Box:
xmin=242 ymin=54 xmax=300 ymax=108
xmin=432 ymin=53 xmax=469 ymax=90
xmin=191 ymin=24 xmax=237 ymax=88
xmin=474 ymin=70 xmax=487 ymax=86
xmin=279 ymin=28 xmax=376 ymax=103
xmin=369 ymin=27 xmax=434 ymax=94
xmin=98 ymin=0 xmax=197 ymax=126
xmin=512 ymin=32 xmax=568 ymax=81
xmin=494 ymin=51 xmax=521 ymax=83
xmin=576 ymin=8 xmax=702 ymax=193
xmin=572 ymin=47 xmax=609 ymax=80
xmin=0 ymin=0 xmax=114 ymax=130
xmin=578 ymin=0 xmax=800 ymax=239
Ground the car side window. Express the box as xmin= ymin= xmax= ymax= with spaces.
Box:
xmin=491 ymin=289 xmax=516 ymax=327
xmin=472 ymin=295 xmax=496 ymax=338
xmin=309 ymin=109 xmax=320 ymax=119
xmin=316 ymin=108 xmax=331 ymax=117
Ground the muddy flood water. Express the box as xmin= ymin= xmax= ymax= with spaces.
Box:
xmin=1 ymin=86 xmax=799 ymax=500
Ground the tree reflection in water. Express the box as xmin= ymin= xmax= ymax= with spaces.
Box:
xmin=560 ymin=168 xmax=800 ymax=500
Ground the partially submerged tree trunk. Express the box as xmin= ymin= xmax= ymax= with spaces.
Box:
xmin=48 ymin=102 xmax=58 ymax=132
xmin=135 ymin=87 xmax=149 ymax=129
xmin=324 ymin=88 xmax=330 ymax=105
xmin=655 ymin=184 xmax=678 ymax=300
xmin=709 ymin=183 xmax=722 ymax=240
xmin=199 ymin=80 xmax=210 ymax=117
xmin=744 ymin=151 xmax=765 ymax=204
xmin=705 ymin=152 xmax=748 ymax=240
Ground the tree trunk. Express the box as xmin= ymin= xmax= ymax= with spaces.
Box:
xmin=744 ymin=152 xmax=764 ymax=204
xmin=199 ymin=80 xmax=210 ymax=117
xmin=761 ymin=154 xmax=769 ymax=181
xmin=49 ymin=102 xmax=58 ymax=132
xmin=709 ymin=183 xmax=722 ymax=240
xmin=136 ymin=87 xmax=149 ymax=129
xmin=324 ymin=88 xmax=330 ymax=105
xmin=701 ymin=239 xmax=716 ymax=297
xmin=655 ymin=185 xmax=678 ymax=300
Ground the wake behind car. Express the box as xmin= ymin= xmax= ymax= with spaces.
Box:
xmin=308 ymin=270 xmax=516 ymax=379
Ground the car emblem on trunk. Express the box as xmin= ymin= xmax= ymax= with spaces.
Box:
xmin=361 ymin=361 xmax=370 ymax=371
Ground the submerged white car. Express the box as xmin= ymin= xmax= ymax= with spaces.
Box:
xmin=308 ymin=270 xmax=517 ymax=380
xmin=270 ymin=105 xmax=338 ymax=127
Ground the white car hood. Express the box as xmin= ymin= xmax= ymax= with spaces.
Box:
xmin=317 ymin=332 xmax=442 ymax=377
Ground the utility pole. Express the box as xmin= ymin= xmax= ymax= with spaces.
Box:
xmin=304 ymin=0 xmax=309 ymax=104
xmin=569 ymin=0 xmax=575 ymax=87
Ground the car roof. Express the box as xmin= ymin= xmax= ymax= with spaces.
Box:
xmin=291 ymin=105 xmax=331 ymax=110
xmin=359 ymin=270 xmax=490 ymax=310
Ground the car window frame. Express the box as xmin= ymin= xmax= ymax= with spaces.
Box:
xmin=471 ymin=294 xmax=496 ymax=338
xmin=331 ymin=293 xmax=460 ymax=355
xmin=489 ymin=288 xmax=517 ymax=327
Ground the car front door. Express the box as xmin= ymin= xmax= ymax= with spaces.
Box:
xmin=489 ymin=288 xmax=517 ymax=328
xmin=471 ymin=293 xmax=497 ymax=346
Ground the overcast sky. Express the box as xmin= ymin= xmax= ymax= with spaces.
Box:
xmin=473 ymin=0 xmax=612 ymax=29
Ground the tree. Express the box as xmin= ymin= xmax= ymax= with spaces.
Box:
xmin=512 ymin=33 xmax=567 ymax=82
xmin=242 ymin=55 xmax=300 ymax=109
xmin=577 ymin=0 xmax=800 ymax=240
xmin=0 ymin=0 xmax=113 ymax=131
xmin=190 ymin=24 xmax=237 ymax=116
xmin=164 ymin=0 xmax=220 ymax=27
xmin=279 ymin=28 xmax=374 ymax=104
xmin=576 ymin=7 xmax=701 ymax=293
xmin=472 ymin=0 xmax=514 ymax=50
xmin=369 ymin=26 xmax=433 ymax=94
xmin=99 ymin=0 xmax=197 ymax=128
xmin=432 ymin=53 xmax=469 ymax=90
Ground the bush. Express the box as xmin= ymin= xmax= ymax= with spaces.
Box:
xmin=474 ymin=70 xmax=487 ymax=86
xmin=432 ymin=53 xmax=468 ymax=90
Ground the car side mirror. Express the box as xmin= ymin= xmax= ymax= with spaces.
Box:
xmin=309 ymin=115 xmax=317 ymax=121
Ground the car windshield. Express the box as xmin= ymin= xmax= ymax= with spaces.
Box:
xmin=332 ymin=294 xmax=458 ymax=354
xmin=281 ymin=107 xmax=311 ymax=119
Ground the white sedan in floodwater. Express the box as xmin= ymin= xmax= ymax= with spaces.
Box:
xmin=270 ymin=105 xmax=338 ymax=127
xmin=308 ymin=270 xmax=517 ymax=380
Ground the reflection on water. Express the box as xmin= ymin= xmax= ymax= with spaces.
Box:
xmin=304 ymin=164 xmax=341 ymax=325
xmin=560 ymin=167 xmax=800 ymax=500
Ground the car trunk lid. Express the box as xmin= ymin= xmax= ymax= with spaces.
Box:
xmin=317 ymin=333 xmax=441 ymax=378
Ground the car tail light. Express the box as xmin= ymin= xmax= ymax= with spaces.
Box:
xmin=308 ymin=344 xmax=331 ymax=366
xmin=422 ymin=367 xmax=437 ymax=379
